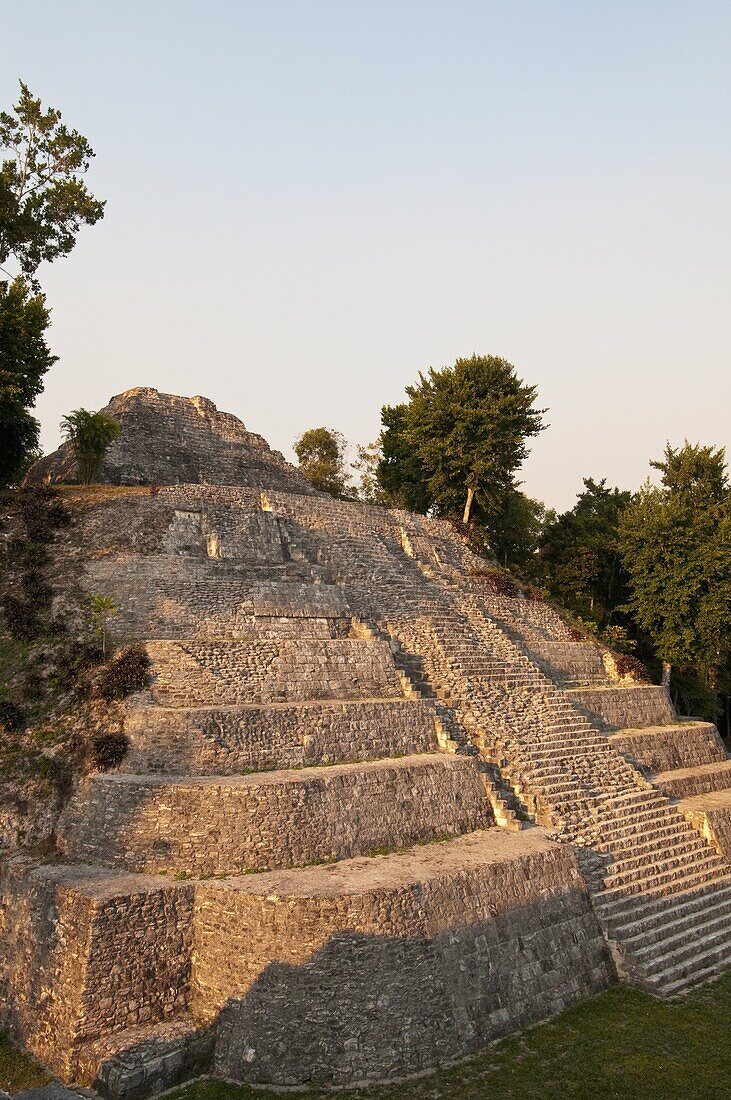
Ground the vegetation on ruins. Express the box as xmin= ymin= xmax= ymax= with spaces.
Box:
xmin=377 ymin=353 xmax=546 ymax=530
xmin=60 ymin=408 xmax=121 ymax=483
xmin=0 ymin=277 xmax=57 ymax=487
xmin=294 ymin=426 xmax=351 ymax=497
xmin=620 ymin=443 xmax=731 ymax=720
xmin=0 ymin=81 xmax=104 ymax=483
xmin=88 ymin=593 xmax=118 ymax=658
xmin=95 ymin=643 xmax=150 ymax=701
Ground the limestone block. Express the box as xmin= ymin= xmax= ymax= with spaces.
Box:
xmin=608 ymin=722 xmax=727 ymax=773
xmin=121 ymin=698 xmax=439 ymax=774
xmin=58 ymin=755 xmax=493 ymax=875
xmin=191 ymin=830 xmax=613 ymax=1085
xmin=567 ymin=686 xmax=675 ymax=731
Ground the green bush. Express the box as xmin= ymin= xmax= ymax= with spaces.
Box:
xmin=96 ymin=645 xmax=150 ymax=701
xmin=92 ymin=732 xmax=129 ymax=770
xmin=0 ymin=700 xmax=26 ymax=731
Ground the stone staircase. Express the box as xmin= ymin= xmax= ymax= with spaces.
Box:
xmin=269 ymin=501 xmax=731 ymax=996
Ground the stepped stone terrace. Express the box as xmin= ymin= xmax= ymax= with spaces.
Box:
xmin=4 ymin=388 xmax=731 ymax=1097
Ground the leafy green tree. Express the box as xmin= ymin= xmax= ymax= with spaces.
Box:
xmin=0 ymin=277 xmax=57 ymax=486
xmin=89 ymin=593 xmax=118 ymax=659
xmin=537 ymin=478 xmax=631 ymax=630
xmin=1 ymin=81 xmax=104 ymax=285
xmin=61 ymin=409 xmax=121 ymax=483
xmin=294 ymin=427 xmax=351 ymax=498
xmin=378 ymin=355 xmax=545 ymax=525
xmin=619 ymin=443 xmax=731 ymax=707
xmin=485 ymin=489 xmax=549 ymax=573
xmin=351 ymin=439 xmax=392 ymax=506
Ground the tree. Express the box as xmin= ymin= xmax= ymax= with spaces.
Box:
xmin=537 ymin=478 xmax=631 ymax=630
xmin=294 ymin=427 xmax=350 ymax=497
xmin=351 ymin=439 xmax=392 ymax=506
xmin=378 ymin=355 xmax=546 ymax=525
xmin=485 ymin=489 xmax=548 ymax=573
xmin=61 ymin=409 xmax=121 ymax=483
xmin=619 ymin=443 xmax=731 ymax=708
xmin=89 ymin=593 xmax=118 ymax=659
xmin=1 ymin=81 xmax=104 ymax=285
xmin=0 ymin=277 xmax=57 ymax=486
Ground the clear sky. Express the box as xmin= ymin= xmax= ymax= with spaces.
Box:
xmin=2 ymin=1 xmax=729 ymax=510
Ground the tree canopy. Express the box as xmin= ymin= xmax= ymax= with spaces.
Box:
xmin=619 ymin=443 xmax=731 ymax=703
xmin=294 ymin=426 xmax=351 ymax=498
xmin=378 ymin=355 xmax=546 ymax=525
xmin=0 ymin=81 xmax=105 ymax=284
xmin=0 ymin=277 xmax=57 ymax=486
xmin=537 ymin=478 xmax=631 ymax=631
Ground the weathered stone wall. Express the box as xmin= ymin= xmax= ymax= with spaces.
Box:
xmin=59 ymin=756 xmax=492 ymax=875
xmin=86 ymin=557 xmax=349 ymax=640
xmin=608 ymin=722 xmax=727 ymax=773
xmin=25 ymin=389 xmax=314 ymax=493
xmin=145 ymin=638 xmax=403 ymax=706
xmin=0 ymin=860 xmax=193 ymax=1078
xmin=566 ymin=686 xmax=675 ymax=731
xmin=680 ymin=795 xmax=731 ymax=862
xmin=192 ymin=831 xmax=613 ymax=1085
xmin=122 ymin=698 xmax=438 ymax=774
xmin=653 ymin=761 xmax=731 ymax=799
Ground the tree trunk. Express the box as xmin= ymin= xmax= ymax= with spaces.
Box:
xmin=661 ymin=661 xmax=672 ymax=695
xmin=462 ymin=487 xmax=476 ymax=526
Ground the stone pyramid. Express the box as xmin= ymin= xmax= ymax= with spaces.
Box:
xmin=4 ymin=389 xmax=731 ymax=1097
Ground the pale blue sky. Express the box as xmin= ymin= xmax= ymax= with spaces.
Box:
xmin=2 ymin=1 xmax=729 ymax=510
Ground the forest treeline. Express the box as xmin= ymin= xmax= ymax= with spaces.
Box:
xmin=294 ymin=359 xmax=731 ymax=732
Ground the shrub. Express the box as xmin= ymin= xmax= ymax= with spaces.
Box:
xmin=92 ymin=732 xmax=129 ymax=770
xmin=613 ymin=653 xmax=650 ymax=684
xmin=0 ymin=700 xmax=26 ymax=731
xmin=468 ymin=568 xmax=519 ymax=597
xmin=1 ymin=595 xmax=40 ymax=640
xmin=96 ymin=644 xmax=150 ymax=701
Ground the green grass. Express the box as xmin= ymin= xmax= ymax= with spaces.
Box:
xmin=168 ymin=973 xmax=731 ymax=1100
xmin=0 ymin=1032 xmax=51 ymax=1094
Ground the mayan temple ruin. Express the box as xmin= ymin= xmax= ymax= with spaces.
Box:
xmin=3 ymin=387 xmax=731 ymax=1097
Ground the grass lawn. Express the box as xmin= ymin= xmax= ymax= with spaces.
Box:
xmin=0 ymin=1033 xmax=50 ymax=1094
xmin=170 ymin=973 xmax=731 ymax=1100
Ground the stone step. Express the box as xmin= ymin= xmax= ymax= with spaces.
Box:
xmin=145 ymin=637 xmax=404 ymax=706
xmin=658 ymin=955 xmax=731 ymax=996
xmin=608 ymin=721 xmax=726 ymax=773
xmin=596 ymin=856 xmax=730 ymax=912
xmin=122 ymin=697 xmax=438 ymax=775
xmin=653 ymin=760 xmax=731 ymax=799
xmin=629 ymin=906 xmax=731 ymax=968
xmin=641 ymin=936 xmax=731 ymax=995
xmin=603 ymin=834 xmax=709 ymax=873
xmin=600 ymin=839 xmax=717 ymax=887
xmin=59 ymin=754 xmax=491 ymax=875
xmin=619 ymin=880 xmax=731 ymax=943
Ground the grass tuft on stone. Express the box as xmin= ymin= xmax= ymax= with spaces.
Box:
xmin=0 ymin=1032 xmax=51 ymax=1094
